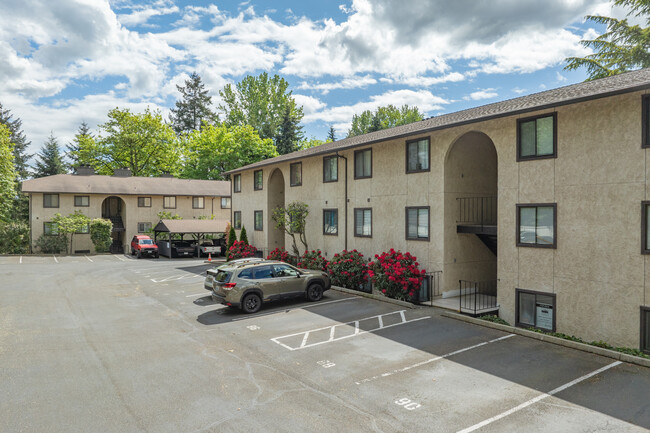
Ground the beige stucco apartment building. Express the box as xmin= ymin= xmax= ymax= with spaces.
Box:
xmin=226 ymin=68 xmax=650 ymax=352
xmin=22 ymin=168 xmax=231 ymax=254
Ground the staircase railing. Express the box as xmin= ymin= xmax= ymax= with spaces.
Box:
xmin=459 ymin=280 xmax=498 ymax=315
xmin=457 ymin=196 xmax=497 ymax=229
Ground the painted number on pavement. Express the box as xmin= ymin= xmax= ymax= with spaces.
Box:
xmin=247 ymin=325 xmax=260 ymax=331
xmin=317 ymin=360 xmax=336 ymax=368
xmin=395 ymin=398 xmax=421 ymax=411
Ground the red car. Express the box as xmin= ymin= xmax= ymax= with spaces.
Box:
xmin=130 ymin=235 xmax=159 ymax=258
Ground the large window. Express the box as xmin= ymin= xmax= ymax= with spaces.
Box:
xmin=406 ymin=207 xmax=429 ymax=240
xmin=354 ymin=148 xmax=372 ymax=179
xmin=221 ymin=197 xmax=231 ymax=209
xmin=354 ymin=208 xmax=372 ymax=237
xmin=163 ymin=196 xmax=176 ymax=209
xmin=290 ymin=162 xmax=302 ymax=186
xmin=138 ymin=222 xmax=152 ymax=233
xmin=254 ymin=170 xmax=263 ymax=190
xmin=323 ymin=209 xmax=338 ymax=235
xmin=192 ymin=197 xmax=204 ymax=209
xmin=138 ymin=197 xmax=151 ymax=207
xmin=517 ymin=204 xmax=556 ymax=248
xmin=43 ymin=194 xmax=59 ymax=208
xmin=43 ymin=222 xmax=58 ymax=235
xmin=74 ymin=195 xmax=89 ymax=207
xmin=233 ymin=211 xmax=241 ymax=229
xmin=516 ymin=289 xmax=556 ymax=332
xmin=406 ymin=138 xmax=430 ymax=173
xmin=643 ymin=95 xmax=650 ymax=148
xmin=254 ymin=210 xmax=263 ymax=231
xmin=517 ymin=113 xmax=556 ymax=161
xmin=641 ymin=306 xmax=650 ymax=354
xmin=323 ymin=156 xmax=338 ymax=182
xmin=233 ymin=174 xmax=241 ymax=193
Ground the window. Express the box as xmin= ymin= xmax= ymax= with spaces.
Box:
xmin=192 ymin=197 xmax=204 ymax=209
xmin=233 ymin=211 xmax=241 ymax=229
xmin=138 ymin=197 xmax=151 ymax=207
xmin=406 ymin=138 xmax=430 ymax=173
xmin=641 ymin=306 xmax=650 ymax=354
xmin=643 ymin=95 xmax=650 ymax=148
xmin=163 ymin=196 xmax=176 ymax=209
xmin=516 ymin=289 xmax=556 ymax=332
xmin=406 ymin=207 xmax=429 ymax=240
xmin=221 ymin=197 xmax=231 ymax=209
xmin=74 ymin=195 xmax=89 ymax=207
xmin=323 ymin=209 xmax=338 ymax=235
xmin=138 ymin=222 xmax=152 ymax=233
xmin=354 ymin=148 xmax=372 ymax=179
xmin=354 ymin=208 xmax=372 ymax=237
xmin=323 ymin=156 xmax=338 ymax=182
xmin=253 ymin=265 xmax=274 ymax=279
xmin=76 ymin=223 xmax=90 ymax=234
xmin=254 ymin=170 xmax=263 ymax=190
xmin=290 ymin=162 xmax=302 ymax=186
xmin=272 ymin=264 xmax=299 ymax=278
xmin=254 ymin=210 xmax=263 ymax=231
xmin=233 ymin=174 xmax=241 ymax=193
xmin=517 ymin=204 xmax=556 ymax=248
xmin=43 ymin=222 xmax=58 ymax=235
xmin=43 ymin=194 xmax=59 ymax=208
xmin=517 ymin=113 xmax=556 ymax=161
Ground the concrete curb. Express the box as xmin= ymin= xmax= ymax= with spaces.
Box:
xmin=441 ymin=311 xmax=650 ymax=368
xmin=331 ymin=286 xmax=417 ymax=309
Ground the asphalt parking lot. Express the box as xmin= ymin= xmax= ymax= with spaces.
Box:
xmin=1 ymin=254 xmax=649 ymax=432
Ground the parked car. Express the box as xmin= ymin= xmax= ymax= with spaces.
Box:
xmin=130 ymin=235 xmax=159 ymax=258
xmin=195 ymin=238 xmax=223 ymax=258
xmin=203 ymin=257 xmax=267 ymax=291
xmin=209 ymin=260 xmax=331 ymax=313
xmin=171 ymin=241 xmax=194 ymax=258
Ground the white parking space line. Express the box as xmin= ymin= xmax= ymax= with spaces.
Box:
xmin=85 ymin=255 xmax=93 ymax=262
xmin=114 ymin=255 xmax=125 ymax=262
xmin=53 ymin=255 xmax=58 ymax=263
xmin=456 ymin=361 xmax=622 ymax=433
xmin=150 ymin=274 xmax=203 ymax=283
xmin=355 ymin=334 xmax=515 ymax=385
xmin=229 ymin=297 xmax=357 ymax=322
xmin=19 ymin=256 xmax=22 ymax=264
xmin=271 ymin=310 xmax=430 ymax=351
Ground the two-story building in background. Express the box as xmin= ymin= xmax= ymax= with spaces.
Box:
xmin=22 ymin=167 xmax=231 ymax=254
xmin=226 ymin=68 xmax=650 ymax=353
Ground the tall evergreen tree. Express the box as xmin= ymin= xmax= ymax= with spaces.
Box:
xmin=34 ymin=133 xmax=67 ymax=178
xmin=327 ymin=125 xmax=336 ymax=142
xmin=0 ymin=102 xmax=31 ymax=179
xmin=169 ymin=72 xmax=216 ymax=135
xmin=275 ymin=105 xmax=304 ymax=155
xmin=66 ymin=121 xmax=92 ymax=169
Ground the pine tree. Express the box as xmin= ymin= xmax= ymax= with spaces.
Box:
xmin=275 ymin=105 xmax=304 ymax=155
xmin=0 ymin=102 xmax=31 ymax=179
xmin=66 ymin=121 xmax=92 ymax=169
xmin=327 ymin=125 xmax=336 ymax=142
xmin=226 ymin=225 xmax=237 ymax=259
xmin=34 ymin=133 xmax=67 ymax=178
xmin=169 ymin=72 xmax=216 ymax=135
xmin=239 ymin=225 xmax=249 ymax=245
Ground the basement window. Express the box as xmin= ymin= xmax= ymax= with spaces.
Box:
xmin=516 ymin=289 xmax=556 ymax=332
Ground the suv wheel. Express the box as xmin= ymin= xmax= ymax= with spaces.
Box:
xmin=241 ymin=293 xmax=262 ymax=314
xmin=306 ymin=283 xmax=323 ymax=302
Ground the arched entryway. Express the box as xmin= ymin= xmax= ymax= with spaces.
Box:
xmin=101 ymin=196 xmax=126 ymax=254
xmin=267 ymin=168 xmax=285 ymax=251
xmin=443 ymin=131 xmax=498 ymax=313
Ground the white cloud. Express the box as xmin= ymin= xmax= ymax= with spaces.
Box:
xmin=293 ymin=94 xmax=327 ymax=115
xmin=298 ymin=75 xmax=377 ymax=94
xmin=464 ymin=89 xmax=498 ymax=101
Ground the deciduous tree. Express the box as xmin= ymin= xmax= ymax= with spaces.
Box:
xmin=347 ymin=104 xmax=424 ymax=137
xmin=52 ymin=211 xmax=91 ymax=255
xmin=272 ymin=201 xmax=309 ymax=257
xmin=0 ymin=124 xmax=17 ymax=222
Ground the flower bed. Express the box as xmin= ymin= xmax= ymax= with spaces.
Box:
xmin=297 ymin=249 xmax=328 ymax=271
xmin=227 ymin=241 xmax=257 ymax=261
xmin=368 ymin=249 xmax=426 ymax=301
xmin=327 ymin=249 xmax=368 ymax=290
xmin=266 ymin=247 xmax=297 ymax=265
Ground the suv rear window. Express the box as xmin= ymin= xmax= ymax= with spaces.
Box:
xmin=214 ymin=270 xmax=232 ymax=283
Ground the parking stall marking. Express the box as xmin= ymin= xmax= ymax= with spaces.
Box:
xmin=271 ymin=310 xmax=430 ymax=351
xmin=456 ymin=361 xmax=622 ymax=433
xmin=230 ymin=297 xmax=358 ymax=322
xmin=53 ymin=255 xmax=58 ymax=263
xmin=355 ymin=334 xmax=515 ymax=385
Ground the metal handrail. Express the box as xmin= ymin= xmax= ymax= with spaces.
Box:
xmin=459 ymin=279 xmax=498 ymax=315
xmin=456 ymin=197 xmax=497 ymax=230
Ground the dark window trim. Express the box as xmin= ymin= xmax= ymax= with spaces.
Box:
xmin=163 ymin=196 xmax=176 ymax=209
xmin=254 ymin=210 xmax=263 ymax=231
xmin=323 ymin=155 xmax=339 ymax=183
xmin=354 ymin=207 xmax=372 ymax=238
xmin=233 ymin=211 xmax=242 ymax=229
xmin=323 ymin=208 xmax=338 ymax=236
xmin=74 ymin=195 xmax=89 ymax=207
xmin=405 ymin=137 xmax=431 ymax=174
xmin=254 ymin=170 xmax=263 ymax=191
xmin=516 ymin=112 xmax=557 ymax=161
xmin=641 ymin=306 xmax=650 ymax=354
xmin=192 ymin=196 xmax=205 ymax=209
xmin=43 ymin=193 xmax=59 ymax=208
xmin=405 ymin=206 xmax=430 ymax=241
xmin=641 ymin=94 xmax=650 ymax=149
xmin=290 ymin=162 xmax=302 ymax=187
xmin=516 ymin=203 xmax=557 ymax=249
xmin=221 ymin=197 xmax=231 ymax=209
xmin=138 ymin=222 xmax=152 ymax=233
xmin=233 ymin=174 xmax=241 ymax=193
xmin=515 ymin=288 xmax=557 ymax=332
xmin=354 ymin=148 xmax=372 ymax=179
xmin=642 ymin=201 xmax=650 ymax=254
xmin=138 ymin=196 xmax=152 ymax=208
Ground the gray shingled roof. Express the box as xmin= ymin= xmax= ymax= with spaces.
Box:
xmin=21 ymin=174 xmax=230 ymax=197
xmin=153 ymin=219 xmax=230 ymax=234
xmin=226 ymin=67 xmax=650 ymax=175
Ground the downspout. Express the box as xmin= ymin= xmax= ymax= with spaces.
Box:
xmin=336 ymin=152 xmax=348 ymax=251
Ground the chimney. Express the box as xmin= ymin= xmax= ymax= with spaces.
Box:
xmin=112 ymin=168 xmax=132 ymax=177
xmin=74 ymin=165 xmax=95 ymax=176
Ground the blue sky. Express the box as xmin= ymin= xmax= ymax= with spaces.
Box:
xmin=0 ymin=0 xmax=638 ymax=156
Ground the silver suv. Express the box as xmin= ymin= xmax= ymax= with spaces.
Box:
xmin=208 ymin=260 xmax=331 ymax=313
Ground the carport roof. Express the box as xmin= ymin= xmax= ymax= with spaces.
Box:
xmin=21 ymin=174 xmax=230 ymax=197
xmin=153 ymin=219 xmax=230 ymax=234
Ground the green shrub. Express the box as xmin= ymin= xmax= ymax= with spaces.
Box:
xmin=327 ymin=249 xmax=368 ymax=290
xmin=90 ymin=218 xmax=112 ymax=253
xmin=527 ymin=328 xmax=650 ymax=359
xmin=0 ymin=221 xmax=30 ymax=254
xmin=239 ymin=225 xmax=249 ymax=245
xmin=479 ymin=315 xmax=510 ymax=326
xmin=226 ymin=225 xmax=236 ymax=256
xmin=298 ymin=249 xmax=328 ymax=271
xmin=35 ymin=233 xmax=67 ymax=254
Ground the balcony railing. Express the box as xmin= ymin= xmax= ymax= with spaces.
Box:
xmin=457 ymin=196 xmax=497 ymax=228
xmin=459 ymin=280 xmax=498 ymax=316
xmin=418 ymin=271 xmax=443 ymax=303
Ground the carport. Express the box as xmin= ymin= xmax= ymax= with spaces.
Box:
xmin=153 ymin=219 xmax=229 ymax=258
